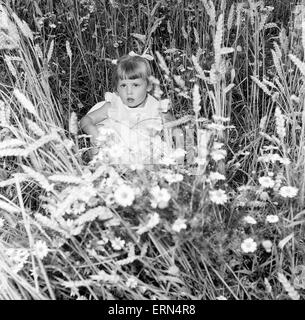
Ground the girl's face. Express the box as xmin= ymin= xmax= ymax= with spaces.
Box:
xmin=117 ymin=78 xmax=151 ymax=108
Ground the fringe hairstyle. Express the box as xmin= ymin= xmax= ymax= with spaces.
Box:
xmin=112 ymin=55 xmax=152 ymax=89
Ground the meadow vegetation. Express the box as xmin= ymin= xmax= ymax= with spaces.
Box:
xmin=0 ymin=0 xmax=305 ymax=300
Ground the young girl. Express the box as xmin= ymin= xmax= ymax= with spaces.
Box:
xmin=80 ymin=53 xmax=169 ymax=165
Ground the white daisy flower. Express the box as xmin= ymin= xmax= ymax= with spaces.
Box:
xmin=258 ymin=176 xmax=275 ymax=189
xmin=243 ymin=215 xmax=257 ymax=225
xmin=208 ymin=123 xmax=226 ymax=131
xmin=105 ymin=193 xmax=115 ymax=207
xmin=262 ymin=240 xmax=273 ymax=253
xmin=209 ymin=189 xmax=228 ymax=205
xmin=209 ymin=171 xmax=226 ymax=181
xmin=212 ymin=115 xmax=231 ymax=122
xmin=63 ymin=138 xmax=74 ymax=150
xmin=146 ymin=212 xmax=160 ymax=229
xmin=167 ymin=265 xmax=180 ymax=275
xmin=111 ymin=237 xmax=125 ymax=251
xmin=279 ymin=186 xmax=298 ymax=198
xmin=259 ymin=191 xmax=270 ymax=201
xmin=108 ymin=143 xmax=125 ymax=161
xmin=129 ymin=163 xmax=144 ymax=171
xmin=158 ymin=156 xmax=176 ymax=166
xmin=114 ymin=184 xmax=135 ymax=207
xmin=137 ymin=212 xmax=160 ymax=235
xmin=34 ymin=240 xmax=49 ymax=259
xmin=241 ymin=238 xmax=257 ymax=253
xmin=5 ymin=248 xmax=29 ymax=273
xmin=213 ymin=142 xmax=225 ymax=149
xmin=139 ymin=285 xmax=148 ymax=294
xmin=126 ymin=277 xmax=138 ymax=289
xmin=162 ymin=172 xmax=183 ymax=184
xmin=172 ymin=218 xmax=187 ymax=232
xmin=236 ymin=45 xmax=242 ymax=52
xmin=211 ymin=149 xmax=227 ymax=161
xmin=266 ymin=215 xmax=279 ymax=223
xmin=279 ymin=157 xmax=291 ymax=165
xmin=150 ymin=186 xmax=171 ymax=209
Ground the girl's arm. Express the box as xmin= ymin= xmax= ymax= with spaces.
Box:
xmin=147 ymin=112 xmax=176 ymax=137
xmin=80 ymin=102 xmax=111 ymax=143
xmin=162 ymin=110 xmax=175 ymax=123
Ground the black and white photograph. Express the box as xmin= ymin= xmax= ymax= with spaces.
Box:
xmin=0 ymin=0 xmax=304 ymax=303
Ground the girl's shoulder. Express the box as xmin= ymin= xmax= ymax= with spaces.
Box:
xmin=104 ymin=91 xmax=118 ymax=103
xmin=147 ymin=93 xmax=159 ymax=105
xmin=87 ymin=101 xmax=111 ymax=115
xmin=87 ymin=92 xmax=118 ymax=114
xmin=146 ymin=94 xmax=161 ymax=115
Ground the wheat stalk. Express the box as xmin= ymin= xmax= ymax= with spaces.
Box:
xmin=278 ymin=272 xmax=300 ymax=300
xmin=181 ymin=25 xmax=188 ymax=40
xmin=279 ymin=28 xmax=288 ymax=55
xmin=273 ymin=42 xmax=282 ymax=60
xmin=251 ymin=76 xmax=272 ymax=96
xmin=3 ymin=55 xmax=17 ymax=78
xmin=155 ymin=51 xmax=170 ymax=75
xmin=272 ymin=47 xmax=284 ymax=80
xmin=26 ymin=118 xmax=46 ymax=137
xmin=193 ymin=27 xmax=199 ymax=44
xmin=47 ymin=39 xmax=54 ymax=63
xmin=75 ymin=206 xmax=113 ymax=226
xmin=89 ymin=165 xmax=108 ymax=182
xmin=69 ymin=112 xmax=78 ymax=135
xmin=0 ymin=199 xmax=19 ymax=213
xmin=34 ymin=43 xmax=43 ymax=60
xmin=201 ymin=0 xmax=216 ymax=27
xmin=214 ymin=14 xmax=224 ymax=70
xmin=0 ymin=139 xmax=25 ymax=149
xmin=21 ymin=165 xmax=53 ymax=192
xmin=274 ymin=107 xmax=286 ymax=141
xmin=191 ymin=55 xmax=209 ymax=81
xmin=264 ymin=22 xmax=278 ymax=30
xmin=192 ymin=84 xmax=201 ymax=114
xmin=11 ymin=11 xmax=33 ymax=40
xmin=258 ymin=13 xmax=269 ymax=32
xmin=274 ymin=77 xmax=286 ymax=95
xmin=25 ymin=132 xmax=60 ymax=155
xmin=262 ymin=77 xmax=277 ymax=90
xmin=0 ymin=148 xmax=26 ymax=157
xmin=34 ymin=213 xmax=62 ymax=234
xmin=13 ymin=89 xmax=39 ymax=118
xmin=301 ymin=18 xmax=305 ymax=54
xmin=223 ymin=83 xmax=235 ymax=95
xmin=0 ymin=100 xmax=9 ymax=126
xmin=289 ymin=53 xmax=305 ymax=76
xmin=227 ymin=3 xmax=235 ymax=34
xmin=117 ymin=244 xmax=137 ymax=266
xmin=235 ymin=3 xmax=244 ymax=28
xmin=48 ymin=174 xmax=84 ymax=184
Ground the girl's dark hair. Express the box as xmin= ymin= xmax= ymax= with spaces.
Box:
xmin=112 ymin=54 xmax=152 ymax=89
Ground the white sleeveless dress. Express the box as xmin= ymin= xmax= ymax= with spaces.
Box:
xmin=87 ymin=92 xmax=165 ymax=164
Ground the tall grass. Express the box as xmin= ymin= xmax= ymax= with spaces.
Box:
xmin=1 ymin=0 xmax=305 ymax=300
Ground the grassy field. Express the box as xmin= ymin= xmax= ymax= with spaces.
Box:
xmin=0 ymin=0 xmax=305 ymax=300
